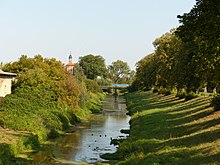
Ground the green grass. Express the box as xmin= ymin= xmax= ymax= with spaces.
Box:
xmin=0 ymin=86 xmax=105 ymax=164
xmin=102 ymin=91 xmax=220 ymax=165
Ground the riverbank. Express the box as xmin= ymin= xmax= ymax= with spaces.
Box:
xmin=0 ymin=92 xmax=105 ymax=165
xmin=31 ymin=95 xmax=129 ymax=164
xmin=102 ymin=91 xmax=220 ymax=164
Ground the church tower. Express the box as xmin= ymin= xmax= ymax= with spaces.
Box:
xmin=66 ymin=52 xmax=74 ymax=74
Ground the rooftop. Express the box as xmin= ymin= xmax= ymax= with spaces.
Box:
xmin=0 ymin=70 xmax=17 ymax=76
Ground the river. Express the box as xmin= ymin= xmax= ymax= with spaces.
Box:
xmin=31 ymin=95 xmax=130 ymax=164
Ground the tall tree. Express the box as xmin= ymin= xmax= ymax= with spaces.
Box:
xmin=79 ymin=54 xmax=107 ymax=80
xmin=133 ymin=53 xmax=158 ymax=90
xmin=133 ymin=29 xmax=201 ymax=92
xmin=176 ymin=0 xmax=220 ymax=91
xmin=108 ymin=60 xmax=131 ymax=84
xmin=3 ymin=55 xmax=82 ymax=108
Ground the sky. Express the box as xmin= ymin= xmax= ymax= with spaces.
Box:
xmin=0 ymin=0 xmax=196 ymax=70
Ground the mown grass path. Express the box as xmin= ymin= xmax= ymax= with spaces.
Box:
xmin=106 ymin=91 xmax=220 ymax=165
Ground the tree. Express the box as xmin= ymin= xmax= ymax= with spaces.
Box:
xmin=0 ymin=62 xmax=4 ymax=69
xmin=133 ymin=53 xmax=157 ymax=90
xmin=133 ymin=29 xmax=201 ymax=92
xmin=176 ymin=0 xmax=220 ymax=91
xmin=108 ymin=60 xmax=131 ymax=84
xmin=79 ymin=54 xmax=107 ymax=80
xmin=3 ymin=55 xmax=82 ymax=108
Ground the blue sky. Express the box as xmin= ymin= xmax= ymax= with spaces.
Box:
xmin=0 ymin=0 xmax=196 ymax=70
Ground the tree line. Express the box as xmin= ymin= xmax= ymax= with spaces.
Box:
xmin=77 ymin=54 xmax=135 ymax=85
xmin=133 ymin=0 xmax=220 ymax=96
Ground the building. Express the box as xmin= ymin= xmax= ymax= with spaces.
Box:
xmin=66 ymin=52 xmax=74 ymax=74
xmin=0 ymin=70 xmax=17 ymax=101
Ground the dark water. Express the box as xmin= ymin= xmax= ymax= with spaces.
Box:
xmin=32 ymin=95 xmax=130 ymax=164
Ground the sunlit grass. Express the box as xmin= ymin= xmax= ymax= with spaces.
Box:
xmin=105 ymin=91 xmax=220 ymax=164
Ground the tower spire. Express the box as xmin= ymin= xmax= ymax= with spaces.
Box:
xmin=66 ymin=51 xmax=74 ymax=74
xmin=69 ymin=51 xmax=72 ymax=61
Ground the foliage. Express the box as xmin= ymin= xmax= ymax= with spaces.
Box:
xmin=0 ymin=143 xmax=16 ymax=164
xmin=0 ymin=85 xmax=74 ymax=140
xmin=70 ymin=63 xmax=86 ymax=83
xmin=84 ymin=78 xmax=102 ymax=93
xmin=132 ymin=1 xmax=220 ymax=94
xmin=158 ymin=89 xmax=169 ymax=95
xmin=210 ymin=94 xmax=220 ymax=111
xmin=79 ymin=54 xmax=107 ymax=79
xmin=176 ymin=0 xmax=220 ymax=92
xmin=107 ymin=60 xmax=133 ymax=84
xmin=152 ymin=88 xmax=158 ymax=93
xmin=176 ymin=91 xmax=186 ymax=99
xmin=0 ymin=55 xmax=105 ymax=163
xmin=184 ymin=92 xmax=200 ymax=101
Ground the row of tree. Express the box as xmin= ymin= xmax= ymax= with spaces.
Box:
xmin=133 ymin=0 xmax=220 ymax=94
xmin=76 ymin=54 xmax=135 ymax=85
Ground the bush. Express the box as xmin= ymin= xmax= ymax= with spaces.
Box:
xmin=153 ymin=88 xmax=158 ymax=93
xmin=176 ymin=91 xmax=186 ymax=99
xmin=211 ymin=94 xmax=220 ymax=111
xmin=0 ymin=86 xmax=78 ymax=140
xmin=84 ymin=79 xmax=102 ymax=93
xmin=0 ymin=143 xmax=17 ymax=164
xmin=158 ymin=89 xmax=172 ymax=96
xmin=164 ymin=90 xmax=172 ymax=96
xmin=184 ymin=92 xmax=199 ymax=101
xmin=158 ymin=89 xmax=166 ymax=94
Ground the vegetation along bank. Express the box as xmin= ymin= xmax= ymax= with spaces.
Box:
xmin=102 ymin=91 xmax=220 ymax=164
xmin=0 ymin=55 xmax=105 ymax=164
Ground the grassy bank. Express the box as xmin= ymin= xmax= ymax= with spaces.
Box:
xmin=0 ymin=90 xmax=104 ymax=165
xmin=102 ymin=91 xmax=220 ymax=164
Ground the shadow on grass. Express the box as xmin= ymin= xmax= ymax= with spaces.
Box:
xmin=126 ymin=92 xmax=183 ymax=116
xmin=168 ymin=128 xmax=220 ymax=147
xmin=111 ymin=91 xmax=220 ymax=164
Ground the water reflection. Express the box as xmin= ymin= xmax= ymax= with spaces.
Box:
xmin=32 ymin=95 xmax=130 ymax=164
xmin=68 ymin=95 xmax=130 ymax=163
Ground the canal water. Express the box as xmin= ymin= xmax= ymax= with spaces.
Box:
xmin=32 ymin=95 xmax=130 ymax=164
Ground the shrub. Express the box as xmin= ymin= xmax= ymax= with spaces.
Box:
xmin=164 ymin=90 xmax=172 ymax=96
xmin=0 ymin=143 xmax=16 ymax=164
xmin=211 ymin=94 xmax=220 ymax=111
xmin=158 ymin=89 xmax=166 ymax=94
xmin=153 ymin=88 xmax=158 ymax=93
xmin=84 ymin=79 xmax=102 ymax=93
xmin=176 ymin=91 xmax=186 ymax=99
xmin=184 ymin=92 xmax=199 ymax=101
xmin=158 ymin=89 xmax=172 ymax=96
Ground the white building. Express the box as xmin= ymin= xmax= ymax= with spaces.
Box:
xmin=0 ymin=70 xmax=17 ymax=101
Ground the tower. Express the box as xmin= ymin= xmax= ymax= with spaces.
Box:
xmin=66 ymin=51 xmax=74 ymax=74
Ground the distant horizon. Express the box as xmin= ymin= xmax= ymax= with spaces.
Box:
xmin=0 ymin=0 xmax=196 ymax=70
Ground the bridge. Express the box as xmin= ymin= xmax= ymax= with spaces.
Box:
xmin=101 ymin=84 xmax=130 ymax=94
